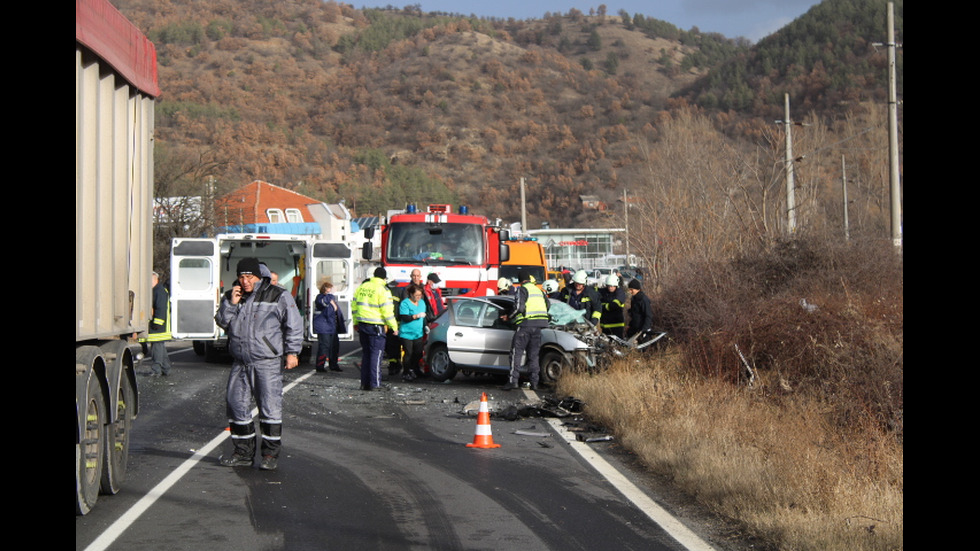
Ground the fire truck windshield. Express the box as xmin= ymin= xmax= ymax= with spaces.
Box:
xmin=387 ymin=222 xmax=483 ymax=265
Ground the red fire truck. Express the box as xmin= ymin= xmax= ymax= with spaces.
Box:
xmin=374 ymin=204 xmax=510 ymax=297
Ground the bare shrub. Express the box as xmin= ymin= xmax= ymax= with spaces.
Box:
xmin=655 ymin=235 xmax=903 ymax=438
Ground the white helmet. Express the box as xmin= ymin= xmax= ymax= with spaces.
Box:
xmin=543 ymin=279 xmax=559 ymax=294
xmin=572 ymin=270 xmax=588 ymax=285
xmin=604 ymin=274 xmax=619 ymax=287
xmin=497 ymin=277 xmax=512 ymax=291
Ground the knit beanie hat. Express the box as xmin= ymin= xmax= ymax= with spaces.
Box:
xmin=237 ymin=257 xmax=262 ymax=277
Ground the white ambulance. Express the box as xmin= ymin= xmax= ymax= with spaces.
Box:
xmin=170 ymin=233 xmax=361 ymax=360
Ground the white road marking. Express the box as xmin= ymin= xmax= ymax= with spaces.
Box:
xmin=531 ymin=390 xmax=716 ymax=551
xmin=83 ymin=430 xmax=229 ymax=551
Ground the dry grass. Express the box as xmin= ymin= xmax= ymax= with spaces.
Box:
xmin=558 ymin=346 xmax=903 ymax=551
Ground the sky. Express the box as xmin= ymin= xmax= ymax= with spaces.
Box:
xmin=356 ymin=0 xmax=822 ymax=43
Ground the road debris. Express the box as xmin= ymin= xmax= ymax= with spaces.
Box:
xmin=514 ymin=430 xmax=550 ymax=437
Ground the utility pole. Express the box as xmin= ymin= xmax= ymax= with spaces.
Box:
xmin=520 ymin=177 xmax=527 ymax=234
xmin=782 ymin=93 xmax=797 ymax=235
xmin=623 ymin=188 xmax=629 ymax=264
xmin=841 ymin=155 xmax=850 ymax=242
xmin=886 ymin=2 xmax=902 ymax=251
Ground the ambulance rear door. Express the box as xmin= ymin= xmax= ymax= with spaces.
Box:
xmin=170 ymin=237 xmax=221 ymax=340
xmin=307 ymin=241 xmax=356 ymax=342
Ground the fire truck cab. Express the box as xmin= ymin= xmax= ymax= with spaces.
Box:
xmin=372 ymin=204 xmax=510 ymax=297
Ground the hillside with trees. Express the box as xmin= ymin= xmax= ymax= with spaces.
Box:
xmin=116 ymin=0 xmax=900 ymax=250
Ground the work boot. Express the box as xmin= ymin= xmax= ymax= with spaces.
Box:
xmin=259 ymin=455 xmax=279 ymax=471
xmin=500 ymin=381 xmax=518 ymax=391
xmin=223 ymin=421 xmax=256 ymax=467
xmin=259 ymin=419 xmax=282 ymax=460
xmin=219 ymin=453 xmax=253 ymax=467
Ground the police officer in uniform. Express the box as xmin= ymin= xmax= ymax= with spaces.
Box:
xmin=353 ymin=267 xmax=399 ymax=390
xmin=501 ymin=269 xmax=550 ymax=390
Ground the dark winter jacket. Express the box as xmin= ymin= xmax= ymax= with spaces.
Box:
xmin=626 ymin=290 xmax=653 ymax=338
xmin=215 ymin=278 xmax=303 ymax=363
xmin=599 ymin=286 xmax=627 ymax=331
xmin=560 ymin=285 xmax=602 ymax=325
xmin=313 ymin=292 xmax=341 ymax=335
xmin=145 ymin=282 xmax=171 ymax=342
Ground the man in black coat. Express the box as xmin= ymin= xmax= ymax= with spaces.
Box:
xmin=626 ymin=278 xmax=653 ymax=341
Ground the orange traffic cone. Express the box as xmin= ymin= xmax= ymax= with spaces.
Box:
xmin=466 ymin=392 xmax=501 ymax=448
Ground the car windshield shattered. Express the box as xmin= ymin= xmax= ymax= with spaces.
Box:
xmin=547 ymin=300 xmax=589 ymax=326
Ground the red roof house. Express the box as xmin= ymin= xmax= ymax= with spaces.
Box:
xmin=215 ymin=180 xmax=320 ymax=231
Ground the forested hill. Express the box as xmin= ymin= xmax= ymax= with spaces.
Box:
xmin=111 ymin=0 xmax=901 ymax=230
xmin=682 ymin=0 xmax=903 ymax=119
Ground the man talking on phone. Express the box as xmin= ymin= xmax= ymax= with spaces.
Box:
xmin=215 ymin=257 xmax=303 ymax=471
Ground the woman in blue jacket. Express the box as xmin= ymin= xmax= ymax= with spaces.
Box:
xmin=398 ymin=284 xmax=427 ymax=381
xmin=313 ymin=280 xmax=343 ymax=372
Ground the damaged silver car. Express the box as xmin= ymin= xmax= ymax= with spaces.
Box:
xmin=424 ymin=296 xmax=605 ymax=384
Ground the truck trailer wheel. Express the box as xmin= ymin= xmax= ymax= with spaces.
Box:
xmin=101 ymin=370 xmax=134 ymax=495
xmin=76 ymin=360 xmax=105 ymax=515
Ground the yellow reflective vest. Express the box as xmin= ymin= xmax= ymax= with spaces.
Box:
xmin=352 ymin=277 xmax=398 ymax=332
xmin=515 ymin=282 xmax=549 ymax=325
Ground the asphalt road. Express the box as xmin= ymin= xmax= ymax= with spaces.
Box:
xmin=76 ymin=342 xmax=729 ymax=551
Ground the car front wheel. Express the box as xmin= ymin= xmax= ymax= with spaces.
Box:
xmin=540 ymin=349 xmax=568 ymax=384
xmin=427 ymin=344 xmax=457 ymax=382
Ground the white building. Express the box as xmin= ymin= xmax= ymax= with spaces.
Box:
xmin=526 ymin=227 xmax=626 ymax=271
